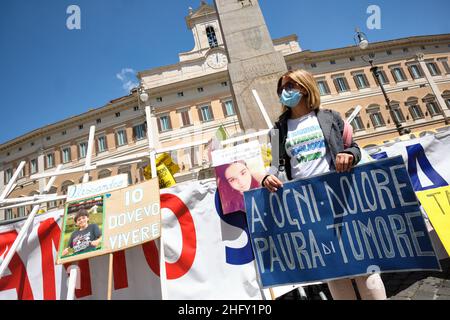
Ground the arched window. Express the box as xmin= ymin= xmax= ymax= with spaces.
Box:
xmin=206 ymin=26 xmax=218 ymax=48
xmin=61 ymin=180 xmax=75 ymax=195
xmin=345 ymin=108 xmax=364 ymax=132
xmin=98 ymin=169 xmax=112 ymax=180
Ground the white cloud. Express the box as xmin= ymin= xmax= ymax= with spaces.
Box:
xmin=116 ymin=68 xmax=138 ymax=92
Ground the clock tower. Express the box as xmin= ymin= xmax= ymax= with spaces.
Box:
xmin=181 ymin=1 xmax=228 ymax=70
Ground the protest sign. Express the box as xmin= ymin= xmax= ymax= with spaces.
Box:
xmin=416 ymin=186 xmax=450 ymax=255
xmin=67 ymin=174 xmax=129 ymax=201
xmin=212 ymin=141 xmax=266 ymax=215
xmin=57 ymin=178 xmax=161 ymax=264
xmin=244 ymin=156 xmax=441 ymax=288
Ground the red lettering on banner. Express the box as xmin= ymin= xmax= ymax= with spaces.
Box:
xmin=143 ymin=194 xmax=197 ymax=280
xmin=113 ymin=250 xmax=128 ymax=290
xmin=38 ymin=218 xmax=61 ymax=300
xmin=0 ymin=231 xmax=34 ymax=300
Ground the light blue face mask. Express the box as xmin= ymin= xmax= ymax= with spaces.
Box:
xmin=280 ymin=89 xmax=303 ymax=108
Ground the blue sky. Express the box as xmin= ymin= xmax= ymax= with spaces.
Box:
xmin=0 ymin=0 xmax=449 ymax=144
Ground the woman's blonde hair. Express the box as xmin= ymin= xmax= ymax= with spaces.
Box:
xmin=277 ymin=69 xmax=321 ymax=113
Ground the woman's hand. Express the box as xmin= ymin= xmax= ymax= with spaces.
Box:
xmin=336 ymin=153 xmax=354 ymax=173
xmin=262 ymin=175 xmax=283 ymax=193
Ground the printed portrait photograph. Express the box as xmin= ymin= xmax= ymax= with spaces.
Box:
xmin=215 ymin=155 xmax=266 ymax=215
xmin=58 ymin=196 xmax=105 ymax=260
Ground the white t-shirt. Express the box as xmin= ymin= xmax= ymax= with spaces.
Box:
xmin=286 ymin=112 xmax=331 ymax=180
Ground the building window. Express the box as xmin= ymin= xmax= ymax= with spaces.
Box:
xmin=206 ymin=26 xmax=218 ymax=48
xmin=197 ymin=87 xmax=204 ymax=93
xmin=46 ymin=153 xmax=55 ymax=169
xmin=158 ymin=115 xmax=172 ymax=132
xmin=409 ymin=104 xmax=424 ymax=120
xmin=367 ymin=106 xmax=385 ymax=128
xmin=97 ymin=136 xmax=107 ymax=153
xmin=311 ymin=63 xmax=317 ymax=68
xmin=386 ymin=50 xmax=392 ymax=55
xmin=439 ymin=60 xmax=450 ymax=74
xmin=199 ymin=105 xmax=214 ymax=122
xmin=409 ymin=65 xmax=423 ymax=79
xmin=317 ymin=80 xmax=331 ymax=96
xmin=390 ymin=105 xmax=406 ymax=123
xmin=446 ymin=98 xmax=450 ymax=108
xmin=374 ymin=70 xmax=389 ymax=85
xmin=62 ymin=130 xmax=67 ymax=136
xmin=330 ymin=60 xmax=336 ymax=65
xmin=134 ymin=106 xmax=139 ymax=111
xmin=180 ymin=110 xmax=191 ymax=127
xmin=133 ymin=123 xmax=147 ymax=141
xmin=156 ymin=97 xmax=163 ymax=102
xmin=115 ymin=112 xmax=121 ymax=118
xmin=79 ymin=142 xmax=88 ymax=159
xmin=334 ymin=77 xmax=350 ymax=93
xmin=5 ymin=168 xmax=13 ymax=183
xmin=224 ymin=100 xmax=235 ymax=116
xmin=427 ymin=62 xmax=441 ymax=76
xmin=5 ymin=209 xmax=13 ymax=220
xmin=46 ymin=136 xmax=51 ymax=141
xmin=427 ymin=102 xmax=441 ymax=117
xmin=116 ymin=129 xmax=128 ymax=146
xmin=221 ymin=81 xmax=228 ymax=87
xmin=177 ymin=92 xmax=184 ymax=97
xmin=345 ymin=110 xmax=364 ymax=132
xmin=354 ymin=73 xmax=369 ymax=89
xmin=98 ymin=169 xmax=112 ymax=179
xmin=18 ymin=206 xmax=26 ymax=217
xmin=79 ymin=124 xmax=83 ymax=130
xmin=96 ymin=118 xmax=102 ymax=124
xmin=62 ymin=147 xmax=71 ymax=163
xmin=349 ymin=57 xmax=355 ymax=62
xmin=30 ymin=159 xmax=38 ymax=174
xmin=391 ymin=67 xmax=407 ymax=82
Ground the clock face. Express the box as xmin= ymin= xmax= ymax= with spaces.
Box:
xmin=206 ymin=52 xmax=228 ymax=69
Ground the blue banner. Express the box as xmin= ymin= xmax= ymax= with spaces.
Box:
xmin=244 ymin=156 xmax=441 ymax=288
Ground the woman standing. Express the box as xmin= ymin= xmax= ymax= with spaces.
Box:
xmin=261 ymin=69 xmax=386 ymax=300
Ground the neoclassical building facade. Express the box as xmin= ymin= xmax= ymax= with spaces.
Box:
xmin=1 ymin=2 xmax=449 ymax=221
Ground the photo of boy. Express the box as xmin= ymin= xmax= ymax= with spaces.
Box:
xmin=60 ymin=198 xmax=104 ymax=258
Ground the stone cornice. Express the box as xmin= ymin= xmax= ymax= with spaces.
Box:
xmin=0 ymin=94 xmax=137 ymax=151
xmin=285 ymin=34 xmax=450 ymax=63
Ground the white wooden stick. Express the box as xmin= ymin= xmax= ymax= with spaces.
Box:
xmin=221 ymin=129 xmax=270 ymax=146
xmin=0 ymin=161 xmax=26 ymax=201
xmin=252 ymin=89 xmax=273 ymax=129
xmin=346 ymin=105 xmax=362 ymax=124
xmin=1 ymin=195 xmax=67 ymax=210
xmin=0 ymin=165 xmax=62 ymax=279
xmin=66 ymin=267 xmax=79 ymax=300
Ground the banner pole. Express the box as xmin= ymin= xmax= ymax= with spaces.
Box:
xmin=66 ymin=267 xmax=79 ymax=300
xmin=107 ymin=253 xmax=114 ymax=300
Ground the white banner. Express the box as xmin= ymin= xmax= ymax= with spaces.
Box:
xmin=0 ymin=179 xmax=263 ymax=300
xmin=369 ymin=132 xmax=450 ymax=192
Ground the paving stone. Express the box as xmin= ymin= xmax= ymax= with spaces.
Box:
xmin=440 ymin=280 xmax=450 ymax=288
xmin=437 ymin=287 xmax=450 ymax=296
xmin=436 ymin=295 xmax=450 ymax=300
xmin=411 ymin=291 xmax=436 ymax=300
xmin=418 ymin=284 xmax=439 ymax=293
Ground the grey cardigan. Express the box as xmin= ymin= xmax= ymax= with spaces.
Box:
xmin=271 ymin=108 xmax=361 ymax=181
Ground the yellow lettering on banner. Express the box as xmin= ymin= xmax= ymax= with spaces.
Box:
xmin=417 ymin=186 xmax=450 ymax=255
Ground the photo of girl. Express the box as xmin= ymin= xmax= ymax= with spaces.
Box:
xmin=215 ymin=160 xmax=264 ymax=215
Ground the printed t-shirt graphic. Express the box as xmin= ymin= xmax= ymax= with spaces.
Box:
xmin=68 ymin=224 xmax=101 ymax=254
xmin=286 ymin=112 xmax=331 ymax=179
